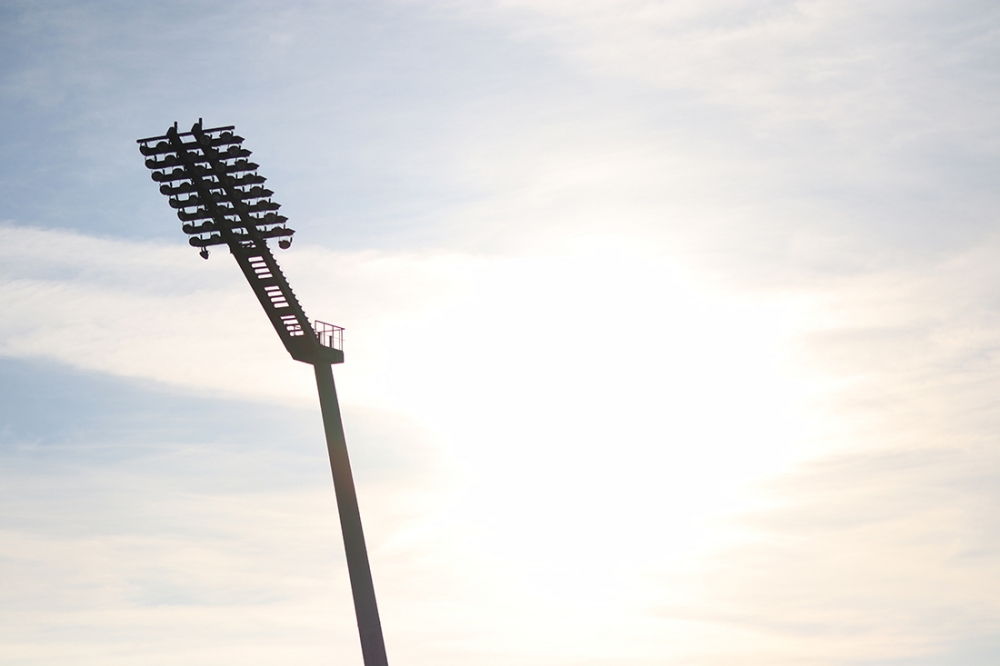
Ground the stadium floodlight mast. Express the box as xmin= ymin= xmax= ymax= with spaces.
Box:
xmin=137 ymin=120 xmax=389 ymax=666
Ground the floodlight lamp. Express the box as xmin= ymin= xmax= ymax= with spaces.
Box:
xmin=279 ymin=238 xmax=292 ymax=249
xmin=199 ymin=248 xmax=210 ymax=260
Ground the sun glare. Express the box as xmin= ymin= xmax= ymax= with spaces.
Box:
xmin=312 ymin=238 xmax=831 ymax=653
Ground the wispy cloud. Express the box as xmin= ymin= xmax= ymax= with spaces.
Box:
xmin=4 ymin=217 xmax=1000 ymax=662
xmin=3 ymin=1 xmax=1000 ymax=664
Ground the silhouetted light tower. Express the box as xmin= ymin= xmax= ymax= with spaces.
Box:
xmin=138 ymin=120 xmax=388 ymax=666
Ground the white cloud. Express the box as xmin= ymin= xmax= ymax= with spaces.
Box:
xmin=5 ymin=220 xmax=1000 ymax=662
xmin=3 ymin=1 xmax=1000 ymax=663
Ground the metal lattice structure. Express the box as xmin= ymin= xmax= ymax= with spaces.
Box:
xmin=139 ymin=120 xmax=342 ymax=365
xmin=138 ymin=120 xmax=388 ymax=666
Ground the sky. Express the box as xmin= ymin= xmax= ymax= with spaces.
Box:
xmin=1 ymin=1 xmax=999 ymax=664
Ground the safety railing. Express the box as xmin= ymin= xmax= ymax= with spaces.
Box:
xmin=314 ymin=320 xmax=344 ymax=351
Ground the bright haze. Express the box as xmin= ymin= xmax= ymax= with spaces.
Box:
xmin=1 ymin=2 xmax=998 ymax=665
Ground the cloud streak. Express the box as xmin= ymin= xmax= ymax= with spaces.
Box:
xmin=2 ymin=1 xmax=1000 ymax=664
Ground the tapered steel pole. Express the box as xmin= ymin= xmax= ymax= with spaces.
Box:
xmin=314 ymin=363 xmax=389 ymax=666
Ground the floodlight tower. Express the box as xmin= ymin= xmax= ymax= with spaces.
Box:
xmin=138 ymin=120 xmax=388 ymax=666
